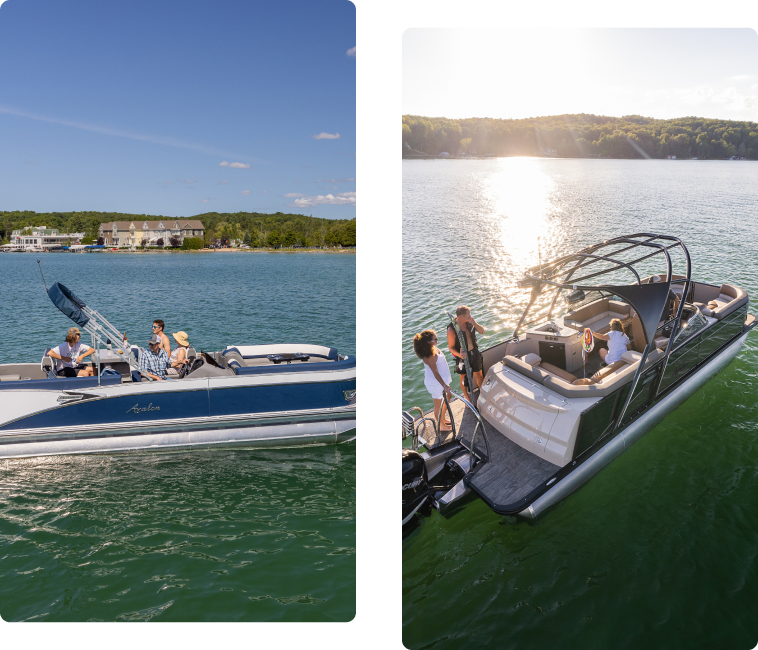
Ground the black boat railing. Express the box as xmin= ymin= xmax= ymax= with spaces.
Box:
xmin=443 ymin=389 xmax=490 ymax=468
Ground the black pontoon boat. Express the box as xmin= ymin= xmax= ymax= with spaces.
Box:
xmin=402 ymin=233 xmax=756 ymax=521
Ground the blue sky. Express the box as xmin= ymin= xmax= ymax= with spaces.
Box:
xmin=404 ymin=28 xmax=758 ymax=123
xmin=0 ymin=0 xmax=355 ymax=219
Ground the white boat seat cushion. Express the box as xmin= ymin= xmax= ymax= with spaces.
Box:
xmin=621 ymin=350 xmax=642 ymax=363
xmin=522 ymin=353 xmax=541 ymax=366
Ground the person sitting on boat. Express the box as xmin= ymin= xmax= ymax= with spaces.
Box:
xmin=48 ymin=327 xmax=96 ymax=377
xmin=591 ymin=318 xmax=631 ymax=365
xmin=152 ymin=319 xmax=172 ymax=357
xmin=166 ymin=331 xmax=191 ymax=376
xmin=138 ymin=334 xmax=170 ymax=381
xmin=413 ymin=329 xmax=452 ymax=434
xmin=447 ymin=305 xmax=485 ymax=399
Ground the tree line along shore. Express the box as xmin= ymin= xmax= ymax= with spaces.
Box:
xmin=1 ymin=211 xmax=356 ymax=249
xmin=402 ymin=114 xmax=758 ymax=160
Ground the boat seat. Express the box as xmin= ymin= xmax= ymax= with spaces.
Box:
xmin=564 ymin=299 xmax=631 ymax=331
xmin=708 ymin=284 xmax=748 ymax=321
xmin=504 ymin=354 xmax=577 ymax=384
xmin=221 ymin=349 xmax=246 ymax=373
xmin=41 ymin=348 xmax=57 ymax=379
xmin=0 ymin=375 xmax=21 ymax=382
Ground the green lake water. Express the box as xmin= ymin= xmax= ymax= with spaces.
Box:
xmin=402 ymin=159 xmax=758 ymax=649
xmin=0 ymin=251 xmax=355 ymax=622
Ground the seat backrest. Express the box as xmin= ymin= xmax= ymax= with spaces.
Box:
xmin=221 ymin=349 xmax=245 ymax=370
xmin=629 ymin=316 xmax=646 ymax=353
xmin=186 ymin=347 xmax=197 ymax=362
xmin=41 ymin=347 xmax=57 ymax=378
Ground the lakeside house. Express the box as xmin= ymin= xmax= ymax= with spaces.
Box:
xmin=99 ymin=219 xmax=205 ymax=247
xmin=10 ymin=226 xmax=85 ymax=249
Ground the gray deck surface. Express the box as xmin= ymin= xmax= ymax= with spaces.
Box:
xmin=420 ymin=396 xmax=559 ymax=508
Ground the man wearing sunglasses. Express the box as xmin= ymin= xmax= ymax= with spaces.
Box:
xmin=124 ymin=320 xmax=171 ymax=357
xmin=48 ymin=327 xmax=95 ymax=377
xmin=152 ymin=319 xmax=171 ymax=356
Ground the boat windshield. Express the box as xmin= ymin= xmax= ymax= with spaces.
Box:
xmin=673 ymin=306 xmax=708 ymax=345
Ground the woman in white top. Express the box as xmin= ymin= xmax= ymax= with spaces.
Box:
xmin=592 ymin=318 xmax=631 ymax=365
xmin=166 ymin=331 xmax=191 ymax=376
xmin=413 ymin=329 xmax=453 ymax=433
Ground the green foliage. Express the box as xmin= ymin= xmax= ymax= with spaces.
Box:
xmin=181 ymin=237 xmax=204 ymax=250
xmin=0 ymin=211 xmax=357 ymax=249
xmin=283 ymin=231 xmax=297 ymax=247
xmin=401 ymin=114 xmax=758 ymax=160
xmin=267 ymin=229 xmax=281 ymax=248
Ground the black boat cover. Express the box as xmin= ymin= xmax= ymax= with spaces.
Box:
xmin=48 ymin=282 xmax=90 ymax=327
xmin=604 ymin=280 xmax=671 ymax=344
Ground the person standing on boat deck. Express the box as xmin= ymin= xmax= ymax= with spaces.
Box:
xmin=591 ymin=318 xmax=631 ymax=365
xmin=138 ymin=334 xmax=170 ymax=380
xmin=48 ymin=327 xmax=96 ymax=377
xmin=447 ymin=305 xmax=485 ymax=398
xmin=413 ymin=330 xmax=453 ymax=433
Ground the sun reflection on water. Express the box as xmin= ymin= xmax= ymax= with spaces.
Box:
xmin=480 ymin=158 xmax=566 ymax=330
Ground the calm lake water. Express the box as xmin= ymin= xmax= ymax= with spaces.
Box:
xmin=403 ymin=159 xmax=758 ymax=649
xmin=0 ymin=251 xmax=355 ymax=622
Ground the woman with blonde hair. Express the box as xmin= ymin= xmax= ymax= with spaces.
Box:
xmin=413 ymin=329 xmax=453 ymax=433
xmin=591 ymin=318 xmax=631 ymax=365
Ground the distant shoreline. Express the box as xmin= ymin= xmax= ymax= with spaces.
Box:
xmin=403 ymin=154 xmax=753 ymax=161
xmin=118 ymin=247 xmax=354 ymax=254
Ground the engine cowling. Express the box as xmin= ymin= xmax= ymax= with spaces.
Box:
xmin=402 ymin=448 xmax=428 ymax=523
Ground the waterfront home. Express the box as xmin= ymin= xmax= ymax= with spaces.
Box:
xmin=99 ymin=219 xmax=205 ymax=247
xmin=10 ymin=226 xmax=85 ymax=249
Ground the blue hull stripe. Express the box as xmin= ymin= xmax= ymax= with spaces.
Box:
xmin=0 ymin=378 xmax=356 ymax=432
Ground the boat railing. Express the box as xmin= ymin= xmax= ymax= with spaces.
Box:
xmin=403 ymin=390 xmax=490 ymax=470
xmin=444 ymin=389 xmax=490 ymax=468
xmin=79 ymin=305 xmax=154 ymax=384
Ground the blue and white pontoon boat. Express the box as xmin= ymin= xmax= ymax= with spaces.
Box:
xmin=0 ymin=282 xmax=356 ymax=459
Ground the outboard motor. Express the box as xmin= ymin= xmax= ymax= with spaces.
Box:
xmin=402 ymin=448 xmax=429 ymax=524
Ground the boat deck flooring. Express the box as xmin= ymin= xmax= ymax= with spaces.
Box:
xmin=417 ymin=395 xmax=559 ymax=510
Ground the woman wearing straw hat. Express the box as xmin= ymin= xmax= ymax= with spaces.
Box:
xmin=166 ymin=331 xmax=191 ymax=376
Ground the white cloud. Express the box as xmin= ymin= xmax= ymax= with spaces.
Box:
xmin=262 ymin=190 xmax=269 ymax=194
xmin=284 ymin=193 xmax=305 ymax=198
xmin=312 ymin=132 xmax=340 ymax=140
xmin=201 ymin=198 xmax=210 ymax=203
xmin=218 ymin=161 xmax=251 ymax=168
xmin=290 ymin=192 xmax=356 ymax=208
xmin=217 ymin=180 xmax=228 ymax=185
xmin=347 ymin=46 xmax=356 ymax=57
xmin=241 ymin=190 xmax=251 ymax=195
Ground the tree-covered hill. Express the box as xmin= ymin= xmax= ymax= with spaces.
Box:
xmin=402 ymin=114 xmax=758 ymax=160
xmin=0 ymin=210 xmax=355 ymax=248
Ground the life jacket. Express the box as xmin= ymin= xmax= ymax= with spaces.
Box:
xmin=447 ymin=321 xmax=479 ymax=356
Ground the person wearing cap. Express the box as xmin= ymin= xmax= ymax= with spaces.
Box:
xmin=138 ymin=334 xmax=170 ymax=381
xmin=166 ymin=331 xmax=191 ymax=376
xmin=48 ymin=327 xmax=95 ymax=377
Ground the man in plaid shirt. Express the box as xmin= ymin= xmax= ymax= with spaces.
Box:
xmin=139 ymin=334 xmax=170 ymax=380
